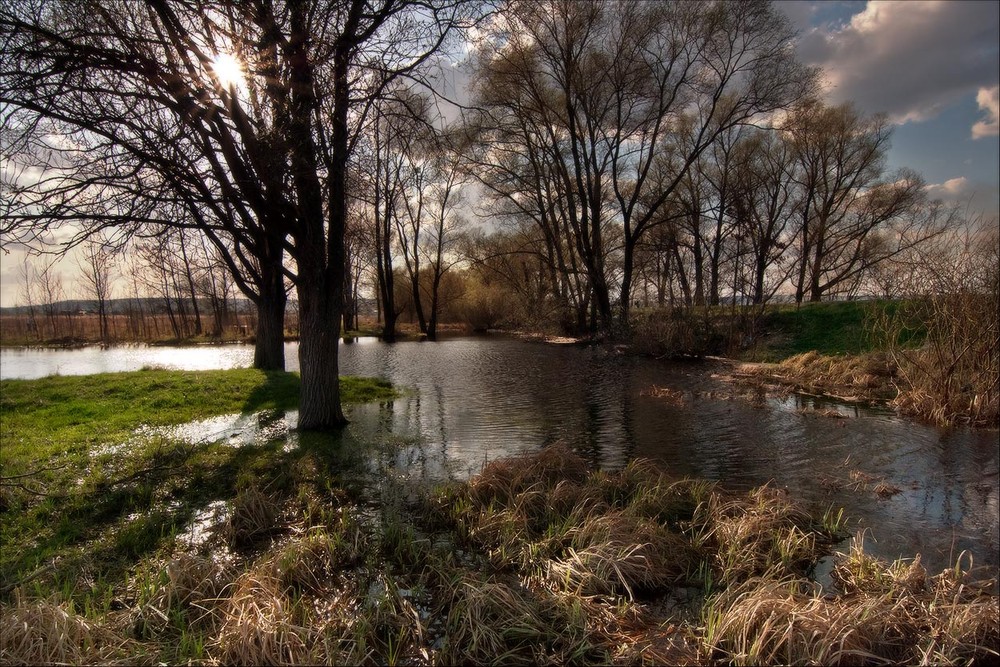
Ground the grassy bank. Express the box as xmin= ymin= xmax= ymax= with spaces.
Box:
xmin=628 ymin=300 xmax=997 ymax=426
xmin=0 ymin=369 xmax=396 ymax=603
xmin=750 ymin=301 xmax=885 ymax=361
xmin=732 ymin=300 xmax=997 ymax=426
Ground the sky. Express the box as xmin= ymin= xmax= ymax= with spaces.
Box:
xmin=1 ymin=0 xmax=998 ymax=308
xmin=777 ymin=0 xmax=1000 ymax=216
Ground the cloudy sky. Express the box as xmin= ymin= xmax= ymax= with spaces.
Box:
xmin=1 ymin=0 xmax=998 ymax=307
xmin=779 ymin=0 xmax=999 ymax=216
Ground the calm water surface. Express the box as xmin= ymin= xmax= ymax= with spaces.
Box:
xmin=2 ymin=338 xmax=997 ymax=577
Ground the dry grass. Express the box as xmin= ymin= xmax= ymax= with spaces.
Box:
xmin=704 ymin=544 xmax=999 ymax=666
xmin=133 ymin=552 xmax=234 ymax=637
xmin=213 ymin=564 xmax=319 ymax=665
xmin=223 ymin=485 xmax=282 ymax=547
xmin=548 ymin=512 xmax=695 ymax=598
xmin=692 ymin=485 xmax=829 ymax=586
xmin=891 ymin=382 xmax=999 ymax=428
xmin=0 ymin=594 xmax=143 ymax=665
xmin=438 ymin=572 xmax=599 ymax=665
xmin=641 ymin=385 xmax=686 ymax=405
xmin=2 ymin=446 xmax=995 ymax=666
xmin=774 ymin=351 xmax=896 ymax=401
xmin=467 ymin=444 xmax=590 ymax=508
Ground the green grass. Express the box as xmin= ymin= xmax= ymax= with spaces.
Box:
xmin=0 ymin=368 xmax=394 ymax=470
xmin=752 ymin=300 xmax=923 ymax=361
xmin=0 ymin=368 xmax=397 ymax=600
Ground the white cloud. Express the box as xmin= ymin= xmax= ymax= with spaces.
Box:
xmin=924 ymin=176 xmax=969 ymax=199
xmin=923 ymin=176 xmax=999 ymax=218
xmin=791 ymin=1 xmax=999 ymax=124
xmin=972 ymin=85 xmax=999 ymax=139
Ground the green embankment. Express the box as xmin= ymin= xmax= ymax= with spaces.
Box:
xmin=750 ymin=300 xmax=921 ymax=361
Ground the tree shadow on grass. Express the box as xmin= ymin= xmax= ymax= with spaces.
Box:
xmin=241 ymin=370 xmax=301 ymax=415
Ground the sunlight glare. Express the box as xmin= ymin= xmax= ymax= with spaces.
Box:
xmin=211 ymin=52 xmax=245 ymax=89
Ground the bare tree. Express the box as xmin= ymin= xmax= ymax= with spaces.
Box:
xmin=786 ymin=101 xmax=947 ymax=303
xmin=78 ymin=241 xmax=115 ymax=344
xmin=472 ymin=0 xmax=815 ymax=332
xmin=37 ymin=257 xmax=67 ymax=339
xmin=2 ymin=0 xmax=477 ymax=429
xmin=16 ymin=258 xmax=40 ymax=341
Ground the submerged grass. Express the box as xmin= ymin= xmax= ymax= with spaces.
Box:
xmin=1 ymin=432 xmax=996 ymax=665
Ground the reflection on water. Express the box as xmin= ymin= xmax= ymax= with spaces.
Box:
xmin=2 ymin=337 xmax=997 ymax=577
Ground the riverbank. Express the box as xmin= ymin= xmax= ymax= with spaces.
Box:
xmin=1 ymin=412 xmax=996 ymax=665
xmin=620 ymin=301 xmax=998 ymax=428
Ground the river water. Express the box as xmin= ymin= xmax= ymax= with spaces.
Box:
xmin=2 ymin=338 xmax=997 ymax=578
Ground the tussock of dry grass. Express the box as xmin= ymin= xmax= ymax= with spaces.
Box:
xmin=705 ymin=533 xmax=999 ymax=665
xmin=439 ymin=572 xmax=599 ymax=665
xmin=891 ymin=382 xmax=999 ymax=428
xmin=775 ymin=351 xmax=896 ymax=400
xmin=0 ymin=595 xmax=141 ymax=665
xmin=548 ymin=512 xmax=695 ymax=598
xmin=704 ymin=562 xmax=999 ymax=666
xmin=213 ymin=565 xmax=319 ymax=665
xmin=134 ymin=552 xmax=233 ymax=636
xmin=223 ymin=485 xmax=282 ymax=547
xmin=468 ymin=444 xmax=590 ymax=508
xmin=694 ymin=485 xmax=826 ymax=585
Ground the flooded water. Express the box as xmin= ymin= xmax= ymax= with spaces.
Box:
xmin=2 ymin=338 xmax=997 ymax=578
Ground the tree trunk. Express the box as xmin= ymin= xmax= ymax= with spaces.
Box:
xmin=253 ymin=294 xmax=286 ymax=371
xmin=297 ymin=278 xmax=343 ymax=429
xmin=253 ymin=237 xmax=287 ymax=371
xmin=288 ymin=0 xmax=345 ymax=430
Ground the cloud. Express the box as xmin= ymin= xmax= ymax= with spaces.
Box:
xmin=924 ymin=176 xmax=969 ymax=199
xmin=972 ymin=85 xmax=999 ymax=139
xmin=923 ymin=175 xmax=999 ymax=218
xmin=790 ymin=1 xmax=999 ymax=124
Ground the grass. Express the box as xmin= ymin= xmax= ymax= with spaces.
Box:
xmin=753 ymin=301 xmax=881 ymax=361
xmin=1 ymin=402 xmax=996 ymax=665
xmin=0 ymin=368 xmax=396 ymax=607
xmin=0 ymin=368 xmax=392 ymax=468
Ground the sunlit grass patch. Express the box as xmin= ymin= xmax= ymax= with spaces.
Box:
xmin=0 ymin=369 xmax=396 ymax=607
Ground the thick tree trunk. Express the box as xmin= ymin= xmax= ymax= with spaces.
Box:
xmin=288 ymin=1 xmax=345 ymax=430
xmin=253 ymin=236 xmax=287 ymax=371
xmin=297 ymin=280 xmax=344 ymax=429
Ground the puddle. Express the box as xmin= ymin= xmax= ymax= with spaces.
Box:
xmin=176 ymin=499 xmax=229 ymax=549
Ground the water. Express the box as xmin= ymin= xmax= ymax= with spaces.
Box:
xmin=2 ymin=338 xmax=997 ymax=577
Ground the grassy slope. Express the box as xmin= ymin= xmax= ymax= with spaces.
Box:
xmin=749 ymin=300 xmax=920 ymax=361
